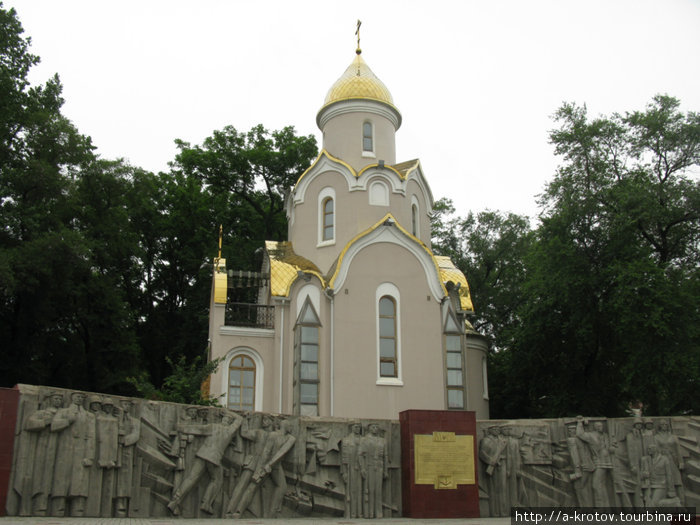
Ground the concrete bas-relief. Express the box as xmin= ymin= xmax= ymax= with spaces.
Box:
xmin=476 ymin=416 xmax=700 ymax=516
xmin=6 ymin=385 xmax=401 ymax=519
xmin=5 ymin=385 xmax=700 ymax=519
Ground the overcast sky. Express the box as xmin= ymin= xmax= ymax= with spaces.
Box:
xmin=7 ymin=0 xmax=700 ymax=221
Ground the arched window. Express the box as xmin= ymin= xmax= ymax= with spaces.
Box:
xmin=411 ymin=195 xmax=421 ymax=237
xmin=322 ymin=196 xmax=334 ymax=241
xmin=412 ymin=203 xmax=419 ymax=236
xmin=228 ymin=355 xmax=255 ymax=411
xmin=379 ymin=296 xmax=397 ymax=378
xmin=363 ymin=121 xmax=373 ymax=153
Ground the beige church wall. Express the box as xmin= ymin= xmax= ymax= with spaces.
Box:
xmin=322 ymin=110 xmax=396 ymax=172
xmin=465 ymin=334 xmax=489 ymax=420
xmin=405 ymin=178 xmax=432 ymax=247
xmin=289 ymin=169 xmax=431 ymax=273
xmin=208 ymin=325 xmax=276 ymax=414
xmin=331 ymin=242 xmax=445 ymax=420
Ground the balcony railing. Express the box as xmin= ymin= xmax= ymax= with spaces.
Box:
xmin=225 ymin=302 xmax=274 ymax=329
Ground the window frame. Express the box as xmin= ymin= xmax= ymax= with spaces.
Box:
xmin=444 ymin=311 xmax=466 ymax=410
xmin=294 ymin=298 xmax=321 ymax=416
xmin=228 ymin=354 xmax=256 ymax=411
xmin=317 ymin=187 xmax=336 ymax=247
xmin=362 ymin=120 xmax=375 ymax=158
xmin=376 ymin=283 xmax=403 ymax=386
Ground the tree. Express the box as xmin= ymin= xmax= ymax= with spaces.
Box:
xmin=501 ymin=96 xmax=699 ymax=418
xmin=172 ymin=124 xmax=318 ymax=269
xmin=431 ymin=199 xmax=532 ymax=351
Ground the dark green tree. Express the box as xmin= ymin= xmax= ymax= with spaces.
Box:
xmin=171 ymin=124 xmax=317 ymax=269
xmin=501 ymin=96 xmax=699 ymax=417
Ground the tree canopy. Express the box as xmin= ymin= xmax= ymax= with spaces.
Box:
xmin=433 ymin=95 xmax=699 ymax=418
xmin=0 ymin=4 xmax=317 ymax=397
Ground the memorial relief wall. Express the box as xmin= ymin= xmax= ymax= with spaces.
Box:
xmin=476 ymin=417 xmax=699 ymax=516
xmin=4 ymin=385 xmax=401 ymax=519
xmin=1 ymin=385 xmax=698 ymax=519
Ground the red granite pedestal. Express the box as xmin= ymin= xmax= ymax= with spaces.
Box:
xmin=0 ymin=386 xmax=20 ymax=516
xmin=399 ymin=409 xmax=479 ymax=518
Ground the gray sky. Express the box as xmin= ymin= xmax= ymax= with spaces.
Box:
xmin=7 ymin=0 xmax=700 ymax=221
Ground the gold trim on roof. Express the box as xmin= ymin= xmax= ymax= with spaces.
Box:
xmin=393 ymin=159 xmax=421 ymax=179
xmin=435 ymin=256 xmax=474 ymax=312
xmin=295 ymin=149 xmax=356 ymax=186
xmin=328 ymin=213 xmax=448 ymax=300
xmin=213 ymin=258 xmax=227 ymax=304
xmin=295 ymin=149 xmax=416 ymax=188
xmin=266 ymin=241 xmax=325 ymax=297
xmin=357 ymin=163 xmax=404 ymax=180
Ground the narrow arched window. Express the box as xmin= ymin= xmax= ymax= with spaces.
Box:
xmin=363 ymin=121 xmax=373 ymax=152
xmin=379 ymin=296 xmax=397 ymax=377
xmin=412 ymin=203 xmax=419 ymax=236
xmin=322 ymin=197 xmax=334 ymax=241
xmin=228 ymin=355 xmax=255 ymax=411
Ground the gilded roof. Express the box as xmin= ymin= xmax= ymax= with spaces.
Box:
xmin=435 ymin=256 xmax=474 ymax=312
xmin=265 ymin=241 xmax=325 ymax=297
xmin=322 ymin=54 xmax=394 ymax=108
xmin=392 ymin=159 xmax=420 ymax=177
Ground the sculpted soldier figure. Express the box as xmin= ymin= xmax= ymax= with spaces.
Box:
xmin=50 ymin=391 xmax=96 ymax=516
xmin=479 ymin=425 xmax=507 ymax=516
xmin=644 ymin=443 xmax=678 ymax=506
xmin=625 ymin=417 xmax=645 ymax=507
xmin=359 ymin=423 xmax=387 ymax=519
xmin=341 ymin=422 xmax=363 ymax=518
xmin=168 ymin=410 xmax=243 ymax=515
xmin=114 ymin=399 xmax=140 ymax=517
xmin=502 ymin=426 xmax=524 ymax=508
xmin=654 ymin=420 xmax=684 ymax=504
xmin=18 ymin=391 xmax=63 ymax=516
xmin=225 ymin=414 xmax=274 ymax=517
xmin=565 ymin=421 xmax=593 ymax=506
xmin=576 ymin=417 xmax=615 ymax=507
xmin=230 ymin=419 xmax=296 ymax=519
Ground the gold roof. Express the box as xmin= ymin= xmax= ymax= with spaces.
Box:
xmin=322 ymin=53 xmax=395 ymax=109
xmin=435 ymin=256 xmax=474 ymax=312
xmin=266 ymin=241 xmax=325 ymax=297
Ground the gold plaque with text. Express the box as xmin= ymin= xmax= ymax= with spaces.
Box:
xmin=414 ymin=432 xmax=475 ymax=488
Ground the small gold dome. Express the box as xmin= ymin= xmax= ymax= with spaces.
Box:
xmin=322 ymin=53 xmax=394 ymax=108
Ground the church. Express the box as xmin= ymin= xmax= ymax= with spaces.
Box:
xmin=205 ymin=38 xmax=489 ymax=421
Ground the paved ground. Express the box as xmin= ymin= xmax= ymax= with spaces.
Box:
xmin=0 ymin=518 xmax=512 ymax=525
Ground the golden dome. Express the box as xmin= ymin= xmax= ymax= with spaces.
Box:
xmin=322 ymin=53 xmax=394 ymax=108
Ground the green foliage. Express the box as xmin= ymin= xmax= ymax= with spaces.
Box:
xmin=0 ymin=5 xmax=317 ymax=396
xmin=501 ymin=96 xmax=699 ymax=417
xmin=432 ymin=200 xmax=532 ymax=351
xmin=433 ymin=96 xmax=699 ymax=418
xmin=172 ymin=124 xmax=317 ymax=269
xmin=128 ymin=354 xmax=223 ymax=406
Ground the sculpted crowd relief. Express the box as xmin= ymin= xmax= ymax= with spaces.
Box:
xmin=477 ymin=417 xmax=699 ymax=517
xmin=7 ymin=386 xmax=401 ymax=519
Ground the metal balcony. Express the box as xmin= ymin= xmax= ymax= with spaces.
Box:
xmin=224 ymin=302 xmax=274 ymax=329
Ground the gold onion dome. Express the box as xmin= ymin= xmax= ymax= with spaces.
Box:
xmin=322 ymin=53 xmax=395 ymax=108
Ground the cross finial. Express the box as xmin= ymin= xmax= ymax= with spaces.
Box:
xmin=355 ymin=20 xmax=362 ymax=55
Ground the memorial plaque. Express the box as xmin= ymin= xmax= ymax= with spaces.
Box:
xmin=414 ymin=431 xmax=475 ymax=488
